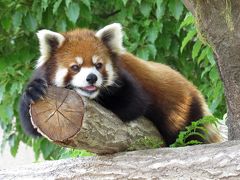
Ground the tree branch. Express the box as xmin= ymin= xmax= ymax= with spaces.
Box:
xmin=30 ymin=86 xmax=163 ymax=154
xmin=1 ymin=141 xmax=240 ymax=179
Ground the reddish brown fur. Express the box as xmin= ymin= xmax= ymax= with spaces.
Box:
xmin=55 ymin=29 xmax=111 ymax=68
xmin=119 ymin=53 xmax=208 ymax=134
xmin=46 ymin=29 xmax=113 ymax=84
xmin=48 ymin=28 xmax=221 ymax=143
xmin=48 ymin=29 xmax=109 ymax=76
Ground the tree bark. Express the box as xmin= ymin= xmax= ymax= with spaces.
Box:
xmin=183 ymin=0 xmax=240 ymax=140
xmin=30 ymin=86 xmax=163 ymax=154
xmin=1 ymin=140 xmax=240 ymax=179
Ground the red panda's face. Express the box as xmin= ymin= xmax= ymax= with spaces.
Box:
xmin=53 ymin=31 xmax=116 ymax=98
xmin=36 ymin=23 xmax=124 ymax=99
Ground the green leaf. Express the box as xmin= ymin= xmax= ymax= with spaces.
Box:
xmin=40 ymin=140 xmax=55 ymax=159
xmin=53 ymin=0 xmax=63 ymax=14
xmin=207 ymin=50 xmax=216 ymax=66
xmin=41 ymin=0 xmax=49 ymax=11
xmin=180 ymin=13 xmax=194 ymax=29
xmin=0 ymin=85 xmax=4 ymax=103
xmin=33 ymin=139 xmax=41 ymax=160
xmin=212 ymin=81 xmax=223 ymax=100
xmin=35 ymin=7 xmax=43 ymax=24
xmin=210 ymin=98 xmax=222 ymax=114
xmin=9 ymin=135 xmax=20 ymax=157
xmin=140 ymin=2 xmax=152 ymax=17
xmin=127 ymin=25 xmax=140 ymax=41
xmin=197 ymin=47 xmax=209 ymax=64
xmin=169 ymin=38 xmax=180 ymax=58
xmin=65 ymin=0 xmax=71 ymax=7
xmin=56 ymin=18 xmax=67 ymax=31
xmin=209 ymin=68 xmax=219 ymax=82
xmin=184 ymin=132 xmax=206 ymax=140
xmin=10 ymin=82 xmax=22 ymax=95
xmin=201 ymin=66 xmax=212 ymax=79
xmin=12 ymin=11 xmax=23 ymax=29
xmin=78 ymin=149 xmax=94 ymax=157
xmin=171 ymin=116 xmax=219 ymax=147
xmin=155 ymin=0 xmax=164 ymax=20
xmin=128 ymin=42 xmax=138 ymax=52
xmin=59 ymin=149 xmax=94 ymax=159
xmin=185 ymin=140 xmax=202 ymax=145
xmin=1 ymin=16 xmax=11 ymax=31
xmin=180 ymin=29 xmax=196 ymax=52
xmin=159 ymin=34 xmax=171 ymax=50
xmin=136 ymin=0 xmax=141 ymax=4
xmin=0 ymin=104 xmax=14 ymax=123
xmin=192 ymin=40 xmax=202 ymax=59
xmin=82 ymin=0 xmax=91 ymax=10
xmin=65 ymin=2 xmax=80 ymax=23
xmin=147 ymin=26 xmax=159 ymax=43
xmin=147 ymin=44 xmax=157 ymax=59
xmin=24 ymin=14 xmax=37 ymax=32
xmin=168 ymin=0 xmax=184 ymax=20
xmin=0 ymin=58 xmax=7 ymax=71
xmin=122 ymin=0 xmax=128 ymax=6
xmin=137 ymin=48 xmax=149 ymax=60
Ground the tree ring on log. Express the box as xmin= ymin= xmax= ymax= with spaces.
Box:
xmin=30 ymin=86 xmax=84 ymax=142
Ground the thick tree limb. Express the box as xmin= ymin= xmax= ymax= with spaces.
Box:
xmin=183 ymin=0 xmax=240 ymax=140
xmin=1 ymin=140 xmax=240 ymax=179
xmin=30 ymin=86 xmax=163 ymax=154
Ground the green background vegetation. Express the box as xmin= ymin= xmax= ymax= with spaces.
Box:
xmin=0 ymin=0 xmax=226 ymax=160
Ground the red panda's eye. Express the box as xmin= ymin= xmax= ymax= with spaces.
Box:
xmin=95 ymin=63 xmax=103 ymax=70
xmin=71 ymin=65 xmax=80 ymax=72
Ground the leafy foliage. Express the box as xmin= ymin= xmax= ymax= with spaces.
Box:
xmin=59 ymin=149 xmax=95 ymax=159
xmin=0 ymin=0 xmax=226 ymax=159
xmin=179 ymin=13 xmax=226 ymax=117
xmin=171 ymin=116 xmax=220 ymax=147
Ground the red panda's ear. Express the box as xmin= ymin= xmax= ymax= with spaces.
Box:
xmin=36 ymin=30 xmax=65 ymax=68
xmin=95 ymin=23 xmax=125 ymax=54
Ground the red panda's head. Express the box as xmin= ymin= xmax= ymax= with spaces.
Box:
xmin=36 ymin=23 xmax=125 ymax=99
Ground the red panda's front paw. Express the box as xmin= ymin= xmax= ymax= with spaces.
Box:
xmin=25 ymin=79 xmax=48 ymax=104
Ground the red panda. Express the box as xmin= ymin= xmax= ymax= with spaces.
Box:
xmin=19 ymin=23 xmax=222 ymax=146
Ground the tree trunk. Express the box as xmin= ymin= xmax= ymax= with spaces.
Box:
xmin=183 ymin=0 xmax=240 ymax=140
xmin=1 ymin=140 xmax=240 ymax=179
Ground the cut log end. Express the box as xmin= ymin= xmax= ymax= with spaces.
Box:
xmin=30 ymin=86 xmax=84 ymax=142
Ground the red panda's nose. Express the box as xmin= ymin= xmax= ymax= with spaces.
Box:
xmin=86 ymin=73 xmax=98 ymax=84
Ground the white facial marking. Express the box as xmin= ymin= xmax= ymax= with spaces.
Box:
xmin=71 ymin=67 xmax=103 ymax=99
xmin=36 ymin=30 xmax=65 ymax=68
xmin=75 ymin=56 xmax=83 ymax=65
xmin=75 ymin=89 xmax=99 ymax=99
xmin=105 ymin=62 xmax=116 ymax=86
xmin=54 ymin=67 xmax=68 ymax=87
xmin=71 ymin=67 xmax=103 ymax=87
xmin=92 ymin=55 xmax=99 ymax=64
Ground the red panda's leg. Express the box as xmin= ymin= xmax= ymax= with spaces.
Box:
xmin=19 ymin=67 xmax=48 ymax=137
xmin=96 ymin=69 xmax=149 ymax=121
xmin=145 ymin=106 xmax=178 ymax=146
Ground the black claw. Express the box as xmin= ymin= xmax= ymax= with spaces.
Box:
xmin=24 ymin=79 xmax=48 ymax=104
